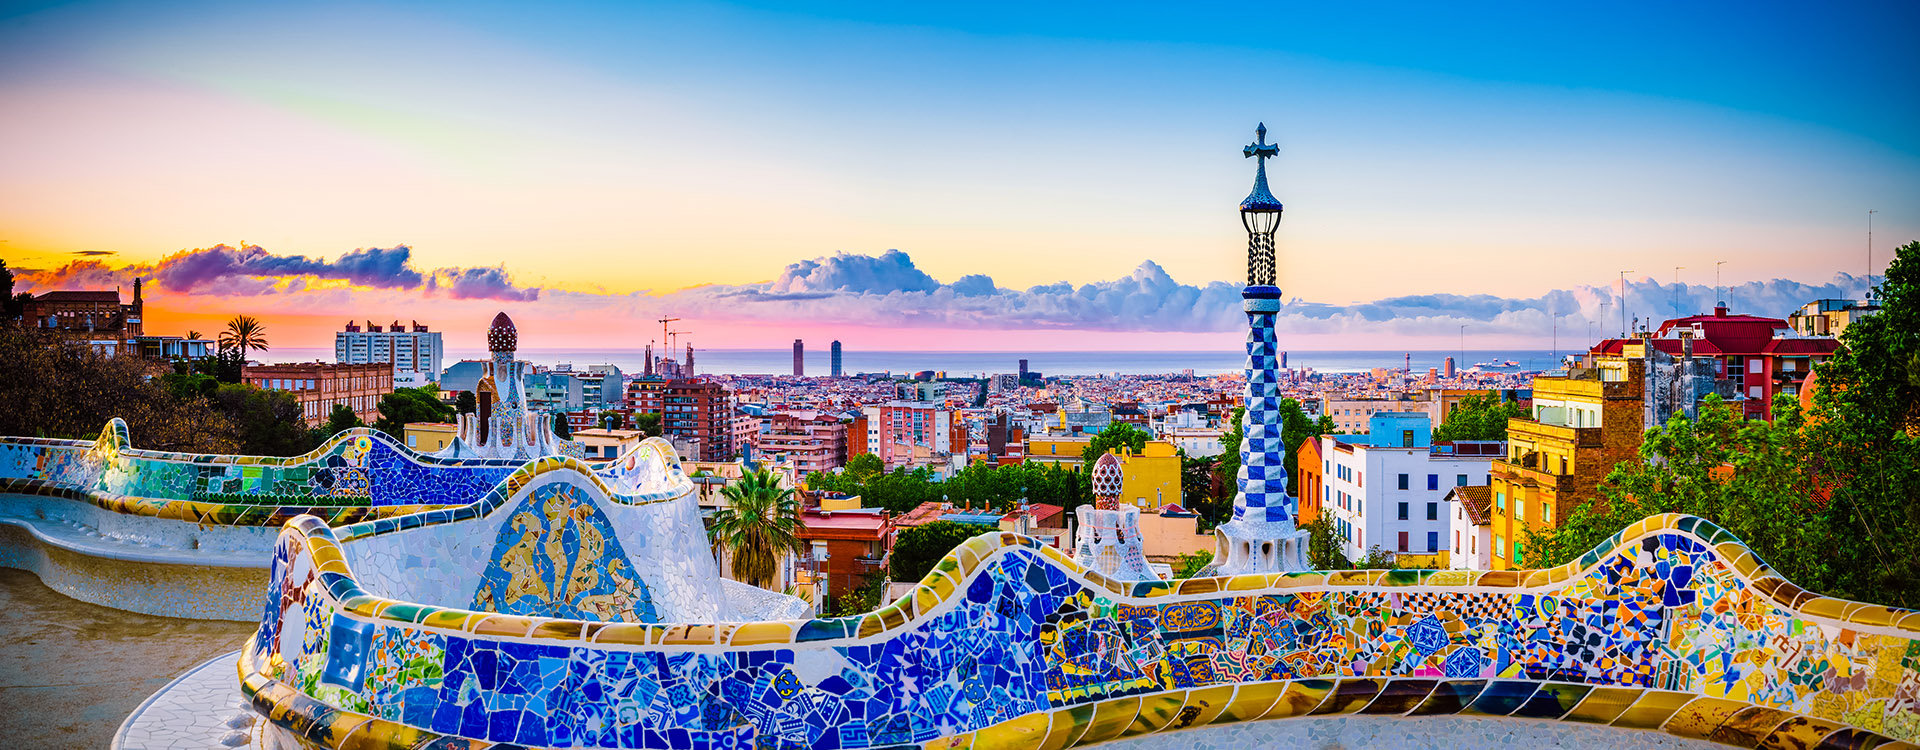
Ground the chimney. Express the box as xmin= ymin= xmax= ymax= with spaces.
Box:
xmin=1714 ymin=305 xmax=1728 ymax=318
xmin=132 ymin=277 xmax=143 ymax=307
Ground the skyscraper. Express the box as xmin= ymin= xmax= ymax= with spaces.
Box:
xmin=792 ymin=339 xmax=804 ymax=377
xmin=1215 ymin=123 xmax=1310 ymax=574
xmin=1444 ymin=356 xmax=1456 ymax=378
xmin=1018 ymin=358 xmax=1029 ymax=381
xmin=830 ymin=340 xmax=843 ymax=377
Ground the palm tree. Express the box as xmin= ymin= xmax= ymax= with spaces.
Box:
xmin=184 ymin=330 xmax=202 ymax=341
xmin=218 ymin=315 xmax=268 ymax=357
xmin=708 ymin=468 xmax=806 ymax=590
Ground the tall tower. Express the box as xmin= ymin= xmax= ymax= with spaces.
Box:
xmin=830 ymin=340 xmax=843 ymax=377
xmin=792 ymin=339 xmax=804 ymax=377
xmin=1215 ymin=123 xmax=1310 ymax=574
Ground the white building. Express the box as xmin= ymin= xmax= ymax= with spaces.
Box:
xmin=1163 ymin=428 xmax=1225 ymax=458
xmin=336 ymin=320 xmax=444 ymax=387
xmin=1319 ymin=412 xmax=1499 ymax=563
xmin=1445 ymin=486 xmax=1494 ymax=569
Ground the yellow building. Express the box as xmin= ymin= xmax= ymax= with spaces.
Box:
xmin=402 ymin=422 xmax=457 ymax=453
xmin=1110 ymin=442 xmax=1183 ymax=511
xmin=1489 ymin=358 xmax=1644 ymax=569
xmin=1024 ymin=436 xmax=1092 ymax=471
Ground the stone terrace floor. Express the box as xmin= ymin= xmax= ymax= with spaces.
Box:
xmin=0 ymin=569 xmax=255 ymax=748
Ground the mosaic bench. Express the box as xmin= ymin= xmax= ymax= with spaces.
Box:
xmin=241 ymin=476 xmax=1920 ymax=750
xmin=0 ymin=419 xmax=689 ymax=619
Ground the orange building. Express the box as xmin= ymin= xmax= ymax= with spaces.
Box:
xmin=1295 ymin=434 xmax=1324 ymax=525
xmin=245 ymin=361 xmax=394 ymax=427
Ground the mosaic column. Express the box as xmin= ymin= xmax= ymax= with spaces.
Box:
xmin=1215 ymin=123 xmax=1310 ymax=574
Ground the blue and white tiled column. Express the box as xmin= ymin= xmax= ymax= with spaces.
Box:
xmin=1234 ymin=286 xmax=1287 ymax=525
xmin=1214 ymin=284 xmax=1309 ymax=574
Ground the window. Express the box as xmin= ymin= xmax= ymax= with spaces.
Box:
xmin=1397 ymin=473 xmax=1409 ymax=490
xmin=1457 ymin=474 xmax=1469 ymax=487
xmin=407 ymin=435 xmax=417 ymax=447
xmin=1427 ymin=474 xmax=1439 ymax=490
xmin=1397 ymin=502 xmax=1409 ymax=520
xmin=1398 ymin=531 xmax=1409 ymax=551
xmin=1516 ymin=501 xmax=1526 ymax=523
xmin=1454 ymin=530 xmax=1460 ymax=553
xmin=1495 ymin=492 xmax=1505 ymax=510
xmin=1401 ymin=429 xmax=1415 ymax=447
xmin=1427 ymin=531 xmax=1439 ymax=552
xmin=1513 ymin=541 xmax=1524 ymax=565
xmin=1358 ymin=472 xmax=1363 ymax=487
xmin=1426 ymin=502 xmax=1438 ymax=521
xmin=1542 ymin=502 xmax=1553 ymax=525
xmin=1495 ymin=534 xmax=1505 ymax=558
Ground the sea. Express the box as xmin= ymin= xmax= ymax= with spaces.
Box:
xmin=265 ymin=348 xmax=1569 ymax=377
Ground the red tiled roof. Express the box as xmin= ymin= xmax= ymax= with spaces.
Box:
xmin=1762 ymin=338 xmax=1840 ymax=355
xmin=1449 ymin=486 xmax=1493 ymax=526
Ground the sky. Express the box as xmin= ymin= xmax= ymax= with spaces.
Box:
xmin=1 ymin=0 xmax=1915 ymax=351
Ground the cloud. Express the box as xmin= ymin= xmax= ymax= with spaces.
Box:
xmin=14 ymin=245 xmax=1868 ymax=344
xmin=15 ymin=243 xmax=539 ymax=302
xmin=70 ymin=250 xmax=116 ymax=257
xmin=430 ymin=266 xmax=540 ymax=301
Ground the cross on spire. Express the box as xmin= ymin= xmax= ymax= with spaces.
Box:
xmin=1244 ymin=122 xmax=1279 ymax=161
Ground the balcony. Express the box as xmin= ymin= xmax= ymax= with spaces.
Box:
xmin=1507 ymin=418 xmax=1602 ymax=448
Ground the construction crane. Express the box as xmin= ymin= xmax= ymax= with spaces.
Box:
xmin=656 ymin=318 xmax=680 ymax=350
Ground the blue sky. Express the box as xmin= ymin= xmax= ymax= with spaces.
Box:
xmin=1 ymin=0 xmax=1913 ymax=348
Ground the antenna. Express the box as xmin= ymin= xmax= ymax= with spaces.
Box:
xmin=1715 ymin=260 xmax=1726 ymax=307
xmin=1618 ymin=271 xmax=1631 ymax=337
xmin=1673 ymin=266 xmax=1684 ymax=319
xmin=1868 ymin=209 xmax=1877 ymax=301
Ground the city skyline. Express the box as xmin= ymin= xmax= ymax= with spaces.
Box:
xmin=3 ymin=1 xmax=1914 ymax=350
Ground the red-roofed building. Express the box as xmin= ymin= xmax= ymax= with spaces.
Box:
xmin=1589 ymin=305 xmax=1838 ymax=420
xmin=797 ymin=506 xmax=893 ymax=599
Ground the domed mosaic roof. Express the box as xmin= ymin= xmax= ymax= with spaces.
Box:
xmin=1091 ymin=451 xmax=1123 ymax=499
xmin=487 ymin=311 xmax=517 ymax=352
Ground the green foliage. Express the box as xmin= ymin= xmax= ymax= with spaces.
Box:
xmin=1215 ymin=407 xmax=1245 ymax=498
xmin=1531 ymin=241 xmax=1920 ymax=608
xmin=633 ymin=411 xmax=662 ymax=437
xmin=324 ymin=404 xmax=364 ymax=436
xmin=1304 ymin=516 xmax=1353 ymax=570
xmin=0 ymin=259 xmax=22 ymax=319
xmin=1171 ymin=549 xmax=1214 ymax=578
xmin=211 ymin=383 xmax=317 ymax=456
xmin=809 ymin=460 xmax=1087 ymax=515
xmin=707 ymin=468 xmax=804 ymax=590
xmin=825 ymin=573 xmax=886 ymax=616
xmin=842 ymin=453 xmax=882 ymax=482
xmin=1432 ymin=393 xmax=1526 ymax=442
xmin=0 ymin=328 xmax=238 ymax=452
xmin=372 ymin=386 xmax=456 ymax=439
xmin=1079 ymin=422 xmax=1150 ymax=471
xmin=552 ymin=412 xmax=573 ymax=440
xmin=1279 ymin=398 xmax=1329 ymax=495
xmin=158 ymin=372 xmax=221 ymax=401
xmin=454 ymin=391 xmax=477 ymax=415
xmin=218 ymin=314 xmax=269 ymax=357
xmin=890 ymin=521 xmax=992 ymax=582
xmin=1179 ymin=455 xmax=1228 ymax=528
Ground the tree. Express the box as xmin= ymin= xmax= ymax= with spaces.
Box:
xmin=1527 ymin=243 xmax=1920 ymax=608
xmin=890 ymin=521 xmax=992 ymax=582
xmin=1304 ymin=516 xmax=1353 ymax=570
xmin=825 ymin=574 xmax=885 ymax=616
xmin=1171 ymin=550 xmax=1214 ymax=578
xmin=218 ymin=314 xmax=269 ymax=358
xmin=454 ymin=391 xmax=477 ymax=415
xmin=843 ymin=453 xmax=883 ymax=482
xmin=212 ymin=384 xmax=316 ymax=456
xmin=1080 ymin=422 xmax=1150 ymax=470
xmin=1214 ymin=407 xmax=1246 ymax=507
xmin=633 ymin=411 xmax=662 ymax=437
xmin=184 ymin=330 xmax=202 ymax=341
xmin=1180 ymin=455 xmax=1229 ymax=528
xmin=552 ymin=412 xmax=573 ymax=440
xmin=324 ymin=404 xmax=364 ymax=436
xmin=0 ymin=328 xmax=238 ymax=452
xmin=707 ymin=468 xmax=805 ymax=590
xmin=0 ymin=259 xmax=20 ymax=320
xmin=1432 ymin=393 xmax=1526 ymax=442
xmin=1279 ymin=398 xmax=1329 ymax=495
xmin=372 ymin=386 xmax=456 ymax=439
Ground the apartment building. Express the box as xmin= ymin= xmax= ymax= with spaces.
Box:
xmin=1319 ymin=412 xmax=1498 ymax=564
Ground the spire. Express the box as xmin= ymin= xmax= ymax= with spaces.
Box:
xmin=1240 ymin=123 xmax=1284 ymax=212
